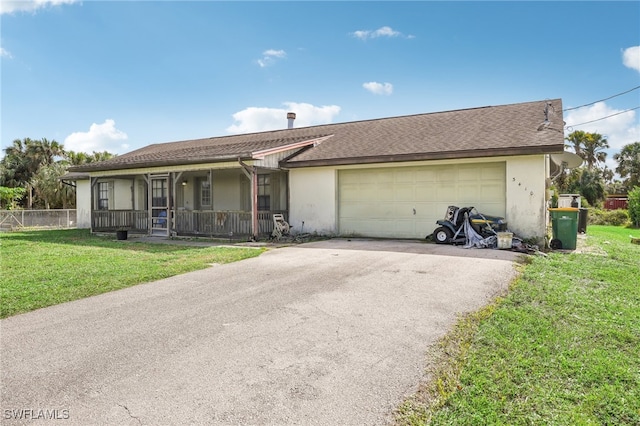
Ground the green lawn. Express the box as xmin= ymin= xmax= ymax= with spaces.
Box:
xmin=398 ymin=225 xmax=640 ymax=425
xmin=0 ymin=229 xmax=264 ymax=318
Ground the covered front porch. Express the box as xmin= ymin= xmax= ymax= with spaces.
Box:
xmin=89 ymin=163 xmax=289 ymax=239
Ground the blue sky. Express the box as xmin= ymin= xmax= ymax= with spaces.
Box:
xmin=1 ymin=1 xmax=639 ymax=172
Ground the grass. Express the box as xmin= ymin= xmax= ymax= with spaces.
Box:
xmin=0 ymin=229 xmax=265 ymax=318
xmin=397 ymin=225 xmax=640 ymax=425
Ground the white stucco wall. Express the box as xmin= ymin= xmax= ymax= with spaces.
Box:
xmin=288 ymin=168 xmax=337 ymax=235
xmin=75 ymin=179 xmax=91 ymax=229
xmin=213 ymin=171 xmax=241 ymax=210
xmin=504 ymin=155 xmax=549 ymax=240
xmin=113 ymin=179 xmax=133 ymax=210
xmin=289 ymin=154 xmax=550 ymax=240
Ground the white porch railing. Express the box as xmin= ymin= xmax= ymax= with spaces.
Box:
xmin=90 ymin=210 xmax=287 ymax=237
xmin=92 ymin=210 xmax=148 ymax=232
xmin=175 ymin=210 xmax=287 ymax=237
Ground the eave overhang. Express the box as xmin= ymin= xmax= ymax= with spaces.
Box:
xmin=282 ymin=144 xmax=565 ymax=169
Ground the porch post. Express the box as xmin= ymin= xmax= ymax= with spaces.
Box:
xmin=171 ymin=172 xmax=183 ymax=234
xmin=239 ymin=159 xmax=259 ymax=239
xmin=252 ymin=171 xmax=258 ymax=239
xmin=146 ymin=173 xmax=152 ymax=235
xmin=90 ymin=177 xmax=97 ymax=232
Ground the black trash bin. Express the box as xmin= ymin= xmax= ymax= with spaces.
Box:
xmin=578 ymin=208 xmax=588 ymax=234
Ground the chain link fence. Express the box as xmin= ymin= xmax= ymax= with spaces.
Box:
xmin=0 ymin=210 xmax=77 ymax=231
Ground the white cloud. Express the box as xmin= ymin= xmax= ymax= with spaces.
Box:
xmin=0 ymin=0 xmax=79 ymax=15
xmin=64 ymin=119 xmax=129 ymax=154
xmin=226 ymin=102 xmax=341 ymax=134
xmin=0 ymin=47 xmax=12 ymax=58
xmin=351 ymin=26 xmax=412 ymax=41
xmin=565 ymin=101 xmax=640 ymax=174
xmin=622 ymin=46 xmax=640 ymax=72
xmin=565 ymin=102 xmax=639 ymax=150
xmin=257 ymin=49 xmax=286 ymax=68
xmin=363 ymin=81 xmax=393 ymax=95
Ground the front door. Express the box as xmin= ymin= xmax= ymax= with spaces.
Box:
xmin=150 ymin=176 xmax=169 ymax=236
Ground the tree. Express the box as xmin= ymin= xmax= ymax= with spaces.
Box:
xmin=0 ymin=138 xmax=32 ymax=187
xmin=614 ymin=142 xmax=640 ymax=189
xmin=26 ymin=138 xmax=64 ymax=169
xmin=568 ymin=168 xmax=605 ymax=207
xmin=0 ymin=186 xmax=26 ymax=209
xmin=628 ymin=186 xmax=640 ymax=228
xmin=601 ymin=166 xmax=614 ymax=184
xmin=1 ymin=138 xmax=68 ymax=207
xmin=566 ymin=167 xmax=605 ymax=206
xmin=1 ymin=138 xmax=115 ymax=209
xmin=30 ymin=162 xmax=75 ymax=209
xmin=565 ymin=130 xmax=609 ymax=170
xmin=565 ymin=130 xmax=588 ymax=157
xmin=65 ymin=150 xmax=115 ymax=165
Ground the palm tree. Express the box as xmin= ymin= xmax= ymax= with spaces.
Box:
xmin=65 ymin=150 xmax=89 ymax=165
xmin=565 ymin=131 xmax=609 ymax=170
xmin=565 ymin=130 xmax=588 ymax=157
xmin=582 ymin=133 xmax=609 ymax=170
xmin=30 ymin=162 xmax=75 ymax=209
xmin=65 ymin=150 xmax=114 ymax=165
xmin=89 ymin=151 xmax=115 ymax=163
xmin=614 ymin=142 xmax=640 ymax=189
xmin=1 ymin=138 xmax=31 ymax=187
xmin=25 ymin=138 xmax=65 ymax=170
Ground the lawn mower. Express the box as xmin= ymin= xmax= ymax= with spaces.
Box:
xmin=430 ymin=206 xmax=507 ymax=245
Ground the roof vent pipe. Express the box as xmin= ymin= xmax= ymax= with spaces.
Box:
xmin=287 ymin=112 xmax=296 ymax=129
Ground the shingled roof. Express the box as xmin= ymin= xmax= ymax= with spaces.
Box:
xmin=71 ymin=98 xmax=564 ymax=172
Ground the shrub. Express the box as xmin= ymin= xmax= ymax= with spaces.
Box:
xmin=587 ymin=208 xmax=630 ymax=226
xmin=628 ymin=186 xmax=640 ymax=228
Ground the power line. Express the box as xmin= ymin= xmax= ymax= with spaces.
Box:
xmin=563 ymin=85 xmax=640 ymax=112
xmin=566 ymin=106 xmax=640 ymax=129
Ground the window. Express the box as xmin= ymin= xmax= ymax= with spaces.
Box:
xmin=97 ymin=182 xmax=109 ymax=210
xmin=201 ymin=180 xmax=211 ymax=207
xmin=257 ymin=174 xmax=270 ymax=210
xmin=151 ymin=179 xmax=168 ymax=207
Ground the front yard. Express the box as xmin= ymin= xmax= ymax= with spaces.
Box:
xmin=398 ymin=225 xmax=640 ymax=425
xmin=2 ymin=226 xmax=638 ymax=424
xmin=0 ymin=229 xmax=264 ymax=318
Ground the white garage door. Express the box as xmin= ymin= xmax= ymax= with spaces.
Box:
xmin=338 ymin=162 xmax=506 ymax=239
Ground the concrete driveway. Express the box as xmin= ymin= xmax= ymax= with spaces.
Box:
xmin=1 ymin=239 xmax=519 ymax=425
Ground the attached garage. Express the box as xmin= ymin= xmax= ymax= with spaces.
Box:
xmin=338 ymin=162 xmax=506 ymax=239
xmin=72 ymin=98 xmax=565 ymax=242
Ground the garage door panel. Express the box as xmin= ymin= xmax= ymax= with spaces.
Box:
xmin=340 ymin=185 xmax=362 ymax=201
xmin=377 ymin=184 xmax=396 ymax=201
xmin=415 ymin=169 xmax=437 ymax=182
xmin=395 ymin=170 xmax=414 ymax=183
xmin=415 ymin=186 xmax=436 ymax=198
xmin=394 ymin=185 xmax=414 ymax=201
xmin=436 ymin=183 xmax=457 ymax=199
xmin=458 ymin=167 xmax=481 ymax=181
xmin=458 ymin=184 xmax=481 ymax=201
xmin=339 ymin=163 xmax=505 ymax=238
xmin=437 ymin=169 xmax=457 ymax=182
xmin=340 ymin=202 xmax=382 ymax=217
xmin=481 ymin=164 xmax=505 ymax=180
xmin=375 ymin=171 xmax=394 ymax=183
xmin=394 ymin=220 xmax=416 ymax=234
xmin=394 ymin=203 xmax=417 ymax=218
xmin=480 ymin=183 xmax=506 ymax=203
xmin=359 ymin=185 xmax=380 ymax=200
